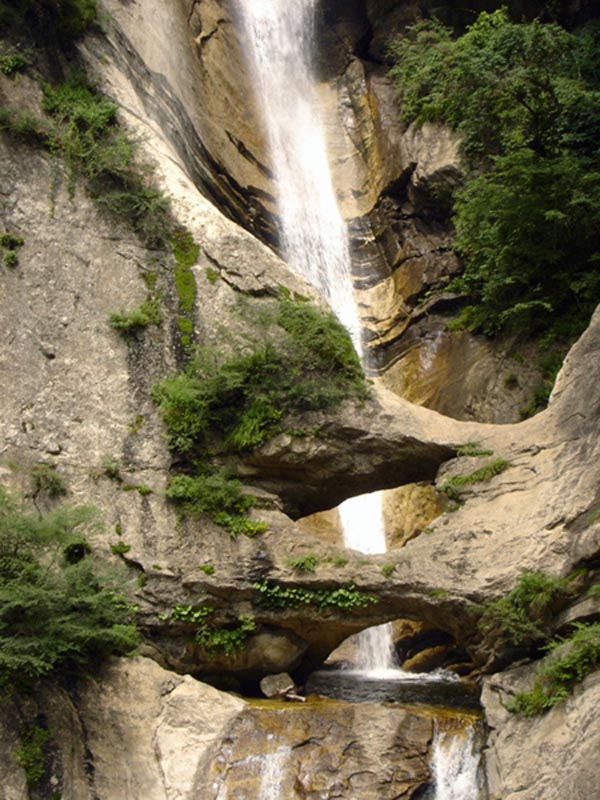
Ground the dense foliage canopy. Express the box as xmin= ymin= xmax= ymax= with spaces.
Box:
xmin=390 ymin=11 xmax=600 ymax=338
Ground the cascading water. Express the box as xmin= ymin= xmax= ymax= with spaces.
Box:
xmin=241 ymin=0 xmax=396 ymax=672
xmin=431 ymin=726 xmax=482 ymax=800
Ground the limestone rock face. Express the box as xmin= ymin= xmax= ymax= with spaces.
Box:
xmin=0 ymin=657 xmax=245 ymax=800
xmin=206 ymin=701 xmax=436 ymax=799
xmin=482 ymin=669 xmax=600 ymax=800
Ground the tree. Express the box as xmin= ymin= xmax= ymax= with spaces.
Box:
xmin=0 ymin=488 xmax=139 ymax=691
xmin=389 ymin=11 xmax=600 ymax=338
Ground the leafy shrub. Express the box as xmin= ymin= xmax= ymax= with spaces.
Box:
xmin=2 ymin=76 xmax=170 ymax=245
xmin=153 ymin=298 xmax=367 ymax=455
xmin=0 ymin=106 xmax=54 ymax=145
xmin=166 ymin=604 xmax=256 ymax=656
xmin=0 ymin=53 xmax=28 ymax=76
xmin=477 ymin=571 xmax=573 ymax=649
xmin=0 ymin=487 xmax=139 ymax=691
xmin=253 ymin=580 xmax=377 ymax=611
xmin=508 ymin=622 xmax=600 ymax=715
xmin=389 ymin=12 xmax=600 ymax=340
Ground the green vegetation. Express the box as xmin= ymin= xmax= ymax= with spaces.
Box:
xmin=136 ymin=484 xmax=152 ymax=497
xmin=0 ymin=0 xmax=98 ymax=47
xmin=477 ymin=571 xmax=573 ymax=649
xmin=170 ymin=229 xmax=199 ymax=347
xmin=440 ymin=458 xmax=510 ymax=502
xmin=110 ymin=541 xmax=131 ymax=556
xmin=0 ymin=231 xmax=24 ymax=268
xmin=153 ymin=298 xmax=366 ymax=455
xmin=381 ymin=562 xmax=395 ymax=578
xmin=253 ymin=580 xmax=377 ymax=611
xmin=167 ymin=604 xmax=256 ymax=657
xmin=31 ymin=463 xmax=67 ymax=498
xmin=199 ymin=563 xmax=215 ymax=575
xmin=508 ymin=622 xmax=600 ymax=715
xmin=0 ymin=52 xmax=28 ymax=76
xmin=1 ymin=76 xmax=170 ymax=245
xmin=287 ymin=553 xmax=318 ymax=573
xmin=206 ymin=267 xmax=219 ymax=284
xmin=15 ymin=723 xmax=50 ymax=786
xmin=0 ymin=487 xmax=139 ymax=691
xmin=390 ymin=12 xmax=600 ymax=341
xmin=164 ymin=471 xmax=267 ymax=538
xmin=109 ymin=298 xmax=161 ymax=337
xmin=455 ymin=442 xmax=494 ymax=458
xmin=102 ymin=458 xmax=121 ymax=480
xmin=154 ymin=296 xmax=365 ymax=536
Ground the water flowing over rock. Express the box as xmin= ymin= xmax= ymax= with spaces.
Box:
xmin=2 ymin=0 xmax=600 ymax=797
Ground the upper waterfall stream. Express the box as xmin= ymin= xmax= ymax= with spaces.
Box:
xmin=241 ymin=0 xmax=396 ymax=672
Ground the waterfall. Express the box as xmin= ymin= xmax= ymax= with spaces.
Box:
xmin=431 ymin=727 xmax=482 ymax=800
xmin=241 ymin=0 xmax=397 ymax=673
xmin=258 ymin=745 xmax=291 ymax=800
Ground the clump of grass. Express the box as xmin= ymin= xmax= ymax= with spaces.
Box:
xmin=381 ymin=562 xmax=395 ymax=578
xmin=287 ymin=553 xmax=318 ymax=573
xmin=456 ymin=442 xmax=494 ymax=457
xmin=109 ymin=298 xmax=160 ymax=337
xmin=153 ymin=297 xmax=367 ymax=455
xmin=440 ymin=458 xmax=510 ymax=502
xmin=2 ymin=76 xmax=171 ymax=245
xmin=102 ymin=458 xmax=121 ymax=480
xmin=31 ymin=463 xmax=67 ymax=498
xmin=508 ymin=622 xmax=600 ymax=716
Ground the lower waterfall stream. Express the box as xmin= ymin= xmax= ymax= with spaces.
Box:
xmin=236 ymin=0 xmax=486 ymax=797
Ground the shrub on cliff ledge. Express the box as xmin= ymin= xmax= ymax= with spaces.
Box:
xmin=153 ymin=297 xmax=367 ymax=455
xmin=0 ymin=488 xmax=139 ymax=691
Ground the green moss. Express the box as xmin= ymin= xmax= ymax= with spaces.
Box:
xmin=110 ymin=541 xmax=131 ymax=556
xmin=199 ymin=563 xmax=215 ymax=575
xmin=381 ymin=562 xmax=395 ymax=578
xmin=440 ymin=458 xmax=510 ymax=502
xmin=3 ymin=250 xmax=18 ymax=268
xmin=206 ymin=267 xmax=219 ymax=284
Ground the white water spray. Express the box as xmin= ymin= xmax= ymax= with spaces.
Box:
xmin=431 ymin=727 xmax=482 ymax=800
xmin=241 ymin=0 xmax=396 ymax=671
